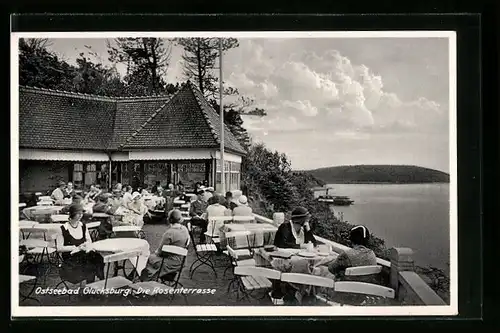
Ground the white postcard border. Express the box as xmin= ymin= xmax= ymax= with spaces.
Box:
xmin=11 ymin=30 xmax=458 ymax=317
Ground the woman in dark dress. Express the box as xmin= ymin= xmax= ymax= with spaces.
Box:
xmin=273 ymin=207 xmax=317 ymax=249
xmin=56 ymin=205 xmax=104 ymax=285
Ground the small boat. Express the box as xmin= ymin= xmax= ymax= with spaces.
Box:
xmin=317 ymin=195 xmax=354 ymax=206
xmin=331 ymin=196 xmax=354 ymax=206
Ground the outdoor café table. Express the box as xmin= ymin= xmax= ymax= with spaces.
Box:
xmin=220 ymin=223 xmax=278 ymax=249
xmin=254 ymin=247 xmax=338 ymax=271
xmin=88 ymin=238 xmax=150 ymax=276
xmin=254 ymin=248 xmax=338 ymax=304
xmin=21 ymin=206 xmax=65 ymax=222
xmin=19 ymin=222 xmax=62 ymax=241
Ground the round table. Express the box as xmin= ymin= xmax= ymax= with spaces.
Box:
xmin=22 ymin=206 xmax=65 ymax=222
xmin=89 ymin=238 xmax=150 ymax=275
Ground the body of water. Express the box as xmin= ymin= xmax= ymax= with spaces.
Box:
xmin=314 ymin=183 xmax=451 ymax=273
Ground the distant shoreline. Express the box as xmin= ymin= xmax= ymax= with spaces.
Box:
xmin=302 ymin=164 xmax=450 ymax=185
xmin=315 ymin=181 xmax=450 ymax=185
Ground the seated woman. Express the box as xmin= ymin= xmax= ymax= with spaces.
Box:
xmin=122 ymin=192 xmax=148 ymax=228
xmin=140 ymin=209 xmax=189 ymax=281
xmin=56 ymin=205 xmax=104 ymax=285
xmin=232 ymin=195 xmax=253 ymax=217
xmin=273 ymin=207 xmax=318 ymax=249
xmin=64 ymin=182 xmax=76 ymax=199
xmin=92 ymin=195 xmax=114 ymax=215
xmin=327 ymin=225 xmax=377 ymax=279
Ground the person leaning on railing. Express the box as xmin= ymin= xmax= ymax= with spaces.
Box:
xmin=327 ymin=225 xmax=378 ymax=280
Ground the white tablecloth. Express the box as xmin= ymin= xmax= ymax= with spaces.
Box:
xmin=89 ymin=238 xmax=150 ymax=275
xmin=22 ymin=206 xmax=65 ymax=221
xmin=221 ymin=223 xmax=278 ymax=249
xmin=19 ymin=223 xmax=62 ymax=241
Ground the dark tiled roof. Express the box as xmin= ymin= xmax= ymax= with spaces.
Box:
xmin=122 ymin=82 xmax=247 ymax=155
xmin=18 ymin=84 xmax=247 ymax=155
xmin=110 ymin=97 xmax=171 ymax=150
xmin=189 ymin=82 xmax=247 ymax=155
xmin=19 ymin=87 xmax=116 ymax=150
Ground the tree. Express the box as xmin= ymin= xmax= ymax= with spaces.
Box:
xmin=175 ymin=37 xmax=239 ymax=99
xmin=107 ymin=38 xmax=172 ymax=95
xmin=19 ymin=38 xmax=76 ymax=90
xmin=72 ymin=53 xmax=127 ymax=96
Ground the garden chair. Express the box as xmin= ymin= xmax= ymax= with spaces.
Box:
xmin=129 ymin=244 xmax=189 ymax=304
xmin=187 ymin=221 xmax=218 ymax=279
xmin=230 ymin=266 xmax=281 ymax=303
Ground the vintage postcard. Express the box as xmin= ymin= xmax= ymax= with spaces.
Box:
xmin=11 ymin=31 xmax=457 ymax=317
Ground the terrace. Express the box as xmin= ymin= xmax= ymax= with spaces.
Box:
xmin=18 ymin=214 xmax=446 ymax=307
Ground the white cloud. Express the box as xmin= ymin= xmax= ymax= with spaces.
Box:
xmin=226 ymin=42 xmax=447 ymax=138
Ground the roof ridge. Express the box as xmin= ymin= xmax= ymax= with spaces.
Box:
xmin=19 ymin=85 xmax=173 ymax=102
xmin=118 ymin=87 xmax=185 ymax=149
xmin=187 ymin=81 xmax=221 ymax=145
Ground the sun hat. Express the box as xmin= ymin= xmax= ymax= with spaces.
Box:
xmin=238 ymin=195 xmax=248 ymax=205
xmin=58 ymin=181 xmax=66 ymax=186
xmin=291 ymin=206 xmax=310 ymax=219
xmin=132 ymin=192 xmax=141 ymax=200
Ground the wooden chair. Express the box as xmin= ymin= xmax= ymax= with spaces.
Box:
xmin=86 ymin=221 xmax=102 ymax=242
xmin=129 ymin=245 xmax=189 ymax=304
xmin=231 ymin=266 xmax=282 ymax=302
xmin=50 ymin=214 xmax=69 ymax=223
xmin=19 ymin=274 xmax=40 ymax=305
xmin=112 ymin=225 xmax=146 ymax=239
xmin=222 ymin=232 xmax=254 ymax=277
xmin=345 ymin=265 xmax=382 ymax=277
xmin=187 ymin=221 xmax=218 ymax=279
xmin=316 ymin=281 xmax=395 ymax=306
xmin=37 ymin=201 xmax=54 ymax=206
xmin=204 ymin=216 xmax=232 ymax=245
xmin=19 ymin=238 xmax=58 ymax=285
xmin=232 ymin=216 xmax=255 ymax=223
xmin=86 ymin=249 xmax=142 ymax=291
xmin=280 ymin=273 xmax=335 ymax=305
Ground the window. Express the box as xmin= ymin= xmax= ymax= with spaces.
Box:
xmin=73 ymin=163 xmax=83 ymax=188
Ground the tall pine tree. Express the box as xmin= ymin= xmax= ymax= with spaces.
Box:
xmin=107 ymin=38 xmax=172 ymax=95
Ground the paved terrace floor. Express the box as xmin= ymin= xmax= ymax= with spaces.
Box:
xmin=18 ymin=222 xmax=399 ymax=307
xmin=18 ymin=222 xmax=277 ymax=307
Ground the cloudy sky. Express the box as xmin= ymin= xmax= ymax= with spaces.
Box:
xmin=46 ymin=37 xmax=451 ymax=172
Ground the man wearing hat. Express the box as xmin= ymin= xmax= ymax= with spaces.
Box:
xmin=273 ymin=206 xmax=317 ymax=249
xmin=189 ymin=189 xmax=209 ymax=242
xmin=51 ymin=181 xmax=66 ymax=205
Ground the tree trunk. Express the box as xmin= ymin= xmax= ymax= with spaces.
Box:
xmin=196 ymin=38 xmax=203 ymax=94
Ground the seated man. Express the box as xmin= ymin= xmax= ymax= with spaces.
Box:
xmin=189 ymin=190 xmax=208 ymax=243
xmin=140 ymin=209 xmax=190 ymax=281
xmin=327 ymin=225 xmax=377 ymax=280
xmin=273 ymin=207 xmax=317 ymax=249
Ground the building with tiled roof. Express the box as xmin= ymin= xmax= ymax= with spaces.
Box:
xmin=18 ymin=81 xmax=246 ymax=194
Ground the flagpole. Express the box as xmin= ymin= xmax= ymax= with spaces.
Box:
xmin=219 ymin=38 xmax=225 ymax=194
